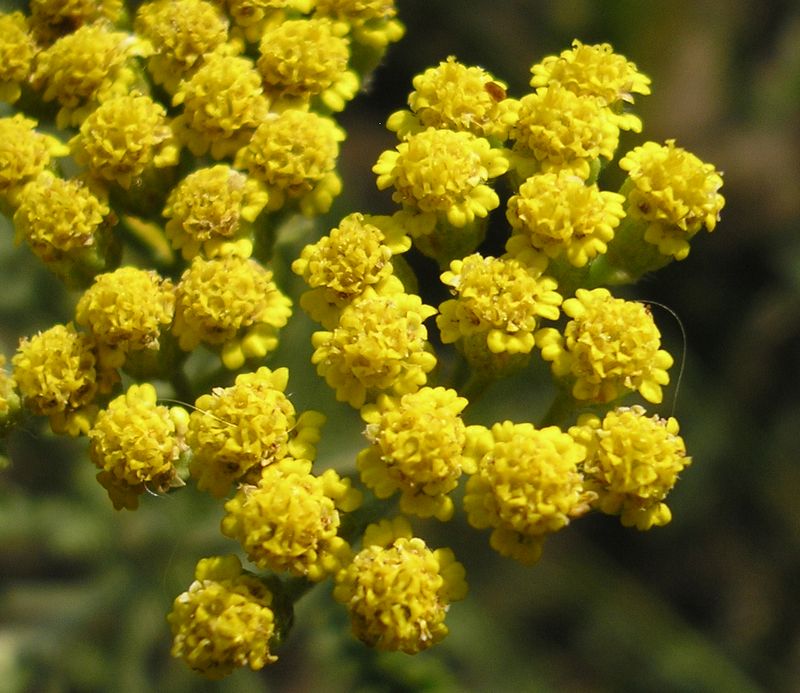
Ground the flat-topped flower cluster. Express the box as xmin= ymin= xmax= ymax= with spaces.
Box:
xmin=0 ymin=1 xmax=723 ymax=680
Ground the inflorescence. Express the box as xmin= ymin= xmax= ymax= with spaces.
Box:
xmin=1 ymin=3 xmax=723 ymax=678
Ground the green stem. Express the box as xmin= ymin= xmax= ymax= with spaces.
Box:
xmin=539 ymin=387 xmax=580 ymax=428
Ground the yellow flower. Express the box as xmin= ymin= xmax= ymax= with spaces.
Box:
xmin=89 ymin=383 xmax=186 ymax=510
xmin=31 ymin=24 xmax=150 ymax=128
xmin=463 ymin=421 xmax=591 ymax=565
xmin=292 ymin=212 xmax=410 ymax=328
xmin=234 ymin=109 xmax=345 ymax=215
xmin=75 ymin=267 xmax=175 ymax=369
xmin=257 ymin=17 xmax=359 ymax=112
xmin=168 ymin=555 xmax=278 ymax=679
xmin=571 ymin=405 xmax=691 ymax=530
xmin=172 ymin=54 xmax=269 ymax=159
xmin=530 ymin=39 xmax=651 ymax=132
xmin=135 ymin=0 xmax=233 ymax=93
xmin=28 ymin=0 xmax=124 ymax=44
xmin=11 ymin=323 xmax=104 ymax=436
xmin=221 ymin=0 xmax=294 ymax=44
xmin=358 ymin=387 xmax=472 ymax=520
xmin=311 ymin=287 xmax=437 ymax=408
xmin=0 ymin=12 xmax=37 ymax=104
xmin=374 ymin=127 xmax=509 ymax=229
xmin=314 ymin=0 xmax=405 ymax=49
xmin=510 ymin=85 xmax=619 ymax=180
xmin=437 ymin=253 xmax=562 ymax=356
xmin=536 ymin=288 xmax=673 ymax=404
xmin=0 ymin=115 xmax=69 ymax=208
xmin=386 ymin=56 xmax=519 ymax=141
xmin=505 ymin=170 xmax=626 ymax=268
xmin=221 ymin=457 xmax=361 ymax=580
xmin=163 ymin=165 xmax=269 ymax=260
xmin=172 ymin=254 xmax=292 ymax=369
xmin=186 ymin=367 xmax=323 ymax=496
xmin=13 ymin=172 xmax=115 ymax=284
xmin=0 ymin=355 xmax=22 ymax=435
xmin=70 ymin=93 xmax=180 ymax=190
xmin=619 ymin=139 xmax=725 ymax=260
xmin=333 ymin=516 xmax=467 ymax=653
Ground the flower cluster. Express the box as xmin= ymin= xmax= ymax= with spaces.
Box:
xmin=0 ymin=1 xmax=723 ymax=680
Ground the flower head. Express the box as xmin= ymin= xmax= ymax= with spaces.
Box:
xmin=0 ymin=115 xmax=69 ymax=208
xmin=530 ymin=40 xmax=651 ymax=132
xmin=463 ymin=421 xmax=591 ymax=564
xmin=222 ymin=457 xmax=361 ymax=580
xmin=373 ymin=127 xmax=509 ymax=228
xmin=536 ymin=288 xmax=673 ymax=404
xmin=75 ymin=267 xmax=175 ymax=369
xmin=333 ymin=516 xmax=467 ymax=653
xmin=314 ymin=0 xmax=405 ymax=49
xmin=0 ymin=12 xmax=37 ymax=104
xmin=257 ymin=17 xmax=359 ymax=112
xmin=221 ymin=0 xmax=296 ymax=44
xmin=437 ymin=253 xmax=562 ymax=356
xmin=186 ymin=367 xmax=323 ymax=496
xmin=505 ymin=170 xmax=626 ymax=268
xmin=28 ymin=0 xmax=124 ymax=44
xmin=292 ymin=212 xmax=410 ymax=328
xmin=358 ymin=387 xmax=472 ymax=520
xmin=0 ymin=355 xmax=22 ymax=435
xmin=89 ymin=383 xmax=186 ymax=510
xmin=70 ymin=93 xmax=180 ymax=189
xmin=173 ymin=54 xmax=269 ymax=159
xmin=510 ymin=85 xmax=619 ymax=180
xmin=311 ymin=288 xmax=437 ymax=408
xmin=168 ymin=555 xmax=278 ymax=678
xmin=619 ymin=139 xmax=725 ymax=260
xmin=234 ymin=109 xmax=345 ymax=215
xmin=13 ymin=173 xmax=114 ymax=279
xmin=163 ymin=165 xmax=269 ymax=260
xmin=31 ymin=24 xmax=149 ymax=128
xmin=172 ymin=254 xmax=292 ymax=369
xmin=135 ymin=0 xmax=233 ymax=93
xmin=12 ymin=323 xmax=105 ymax=436
xmin=387 ymin=57 xmax=519 ymax=141
xmin=571 ymin=405 xmax=690 ymax=529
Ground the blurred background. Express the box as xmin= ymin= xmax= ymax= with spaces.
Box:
xmin=2 ymin=1 xmax=799 ymax=691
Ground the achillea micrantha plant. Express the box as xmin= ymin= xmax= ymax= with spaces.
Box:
xmin=0 ymin=2 xmax=724 ymax=678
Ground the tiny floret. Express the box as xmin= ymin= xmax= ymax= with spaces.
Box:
xmin=536 ymin=288 xmax=673 ymax=404
xmin=373 ymin=127 xmax=509 ymax=228
xmin=0 ymin=12 xmax=37 ymax=104
xmin=571 ymin=405 xmax=691 ymax=530
xmin=0 ymin=115 xmax=69 ymax=207
xmin=135 ymin=0 xmax=232 ymax=93
xmin=168 ymin=554 xmax=278 ymax=678
xmin=333 ymin=516 xmax=467 ymax=653
xmin=386 ymin=56 xmax=519 ymax=141
xmin=172 ymin=254 xmax=292 ymax=369
xmin=75 ymin=267 xmax=175 ymax=370
xmin=234 ymin=109 xmax=345 ymax=215
xmin=509 ymin=85 xmax=619 ymax=181
xmin=314 ymin=0 xmax=405 ymax=49
xmin=358 ymin=387 xmax=472 ymax=520
xmin=70 ymin=93 xmax=180 ymax=189
xmin=463 ymin=421 xmax=592 ymax=565
xmin=506 ymin=170 xmax=626 ymax=268
xmin=311 ymin=288 xmax=438 ymax=408
xmin=163 ymin=165 xmax=269 ymax=260
xmin=12 ymin=323 xmax=103 ymax=436
xmin=172 ymin=54 xmax=269 ymax=159
xmin=222 ymin=457 xmax=361 ymax=580
xmin=437 ymin=253 xmax=562 ymax=356
xmin=619 ymin=139 xmax=725 ymax=260
xmin=530 ymin=40 xmax=651 ymax=132
xmin=186 ymin=367 xmax=322 ymax=496
xmin=89 ymin=383 xmax=186 ymax=510
xmin=28 ymin=0 xmax=124 ymax=44
xmin=257 ymin=17 xmax=359 ymax=112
